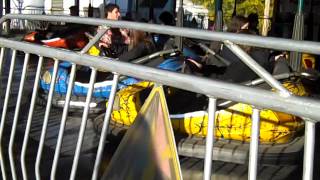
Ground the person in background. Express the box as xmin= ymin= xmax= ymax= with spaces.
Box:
xmin=248 ymin=13 xmax=259 ymax=35
xmin=98 ymin=3 xmax=130 ymax=57
xmin=208 ymin=20 xmax=215 ymax=31
xmin=69 ymin=5 xmax=79 ymax=16
xmin=227 ymin=15 xmax=248 ymax=33
xmin=218 ymin=29 xmax=275 ymax=82
xmin=190 ymin=17 xmax=198 ymax=28
xmin=207 ymin=15 xmax=248 ymax=63
xmin=153 ymin=11 xmax=175 ymax=50
xmin=118 ymin=29 xmax=156 ymax=62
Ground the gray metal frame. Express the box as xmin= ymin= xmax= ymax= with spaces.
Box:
xmin=0 ymin=14 xmax=318 ymax=180
xmin=1 ymin=14 xmax=320 ymax=54
xmin=0 ymin=38 xmax=318 ymax=120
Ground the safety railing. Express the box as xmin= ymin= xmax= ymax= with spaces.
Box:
xmin=0 ymin=14 xmax=319 ymax=180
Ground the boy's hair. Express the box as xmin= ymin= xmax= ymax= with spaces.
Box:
xmin=248 ymin=13 xmax=259 ymax=23
xmin=159 ymin=11 xmax=175 ymax=25
xmin=105 ymin=3 xmax=119 ymax=14
xmin=227 ymin=15 xmax=248 ymax=33
xmin=69 ymin=5 xmax=79 ymax=16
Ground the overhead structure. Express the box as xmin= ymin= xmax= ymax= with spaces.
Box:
xmin=0 ymin=0 xmax=2 ymax=19
xmin=176 ymin=0 xmax=184 ymax=50
xmin=261 ymin=0 xmax=271 ymax=36
xmin=232 ymin=0 xmax=236 ymax=17
xmin=214 ymin=0 xmax=223 ymax=31
xmin=289 ymin=0 xmax=304 ymax=72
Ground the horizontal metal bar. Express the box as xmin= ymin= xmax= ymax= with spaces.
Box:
xmin=0 ymin=39 xmax=320 ymax=122
xmin=198 ymin=43 xmax=231 ymax=66
xmin=245 ymin=73 xmax=296 ymax=86
xmin=80 ymin=28 xmax=108 ymax=54
xmin=130 ymin=49 xmax=179 ymax=64
xmin=1 ymin=14 xmax=320 ymax=55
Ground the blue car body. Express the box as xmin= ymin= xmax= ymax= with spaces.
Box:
xmin=40 ymin=58 xmax=183 ymax=98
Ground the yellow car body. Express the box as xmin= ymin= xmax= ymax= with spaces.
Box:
xmin=109 ymin=79 xmax=307 ymax=144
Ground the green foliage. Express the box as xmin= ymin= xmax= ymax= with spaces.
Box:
xmin=191 ymin=0 xmax=274 ymax=24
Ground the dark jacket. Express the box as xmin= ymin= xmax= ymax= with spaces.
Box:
xmin=217 ymin=47 xmax=272 ymax=83
xmin=118 ymin=41 xmax=156 ymax=62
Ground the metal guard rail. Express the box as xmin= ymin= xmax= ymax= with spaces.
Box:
xmin=0 ymin=37 xmax=319 ymax=122
xmin=1 ymin=14 xmax=320 ymax=55
xmin=0 ymin=14 xmax=319 ymax=180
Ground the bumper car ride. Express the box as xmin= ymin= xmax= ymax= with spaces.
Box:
xmin=38 ymin=57 xmax=183 ymax=113
xmin=94 ymin=74 xmax=315 ymax=165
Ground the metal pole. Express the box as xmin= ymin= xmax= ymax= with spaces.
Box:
xmin=0 ymin=49 xmax=16 ymax=180
xmin=0 ymin=48 xmax=4 ymax=78
xmin=261 ymin=0 xmax=271 ymax=36
xmin=0 ymin=39 xmax=320 ymax=121
xmin=8 ymin=53 xmax=30 ymax=180
xmin=214 ymin=0 xmax=223 ymax=31
xmin=35 ymin=59 xmax=59 ymax=180
xmin=203 ymin=97 xmax=217 ymax=180
xmin=4 ymin=0 xmax=10 ymax=33
xmin=303 ymin=121 xmax=315 ymax=180
xmin=224 ymin=40 xmax=290 ymax=97
xmin=91 ymin=73 xmax=119 ymax=180
xmin=131 ymin=48 xmax=179 ymax=64
xmin=0 ymin=0 xmax=3 ymax=19
xmin=290 ymin=0 xmax=304 ymax=72
xmin=248 ymin=108 xmax=260 ymax=180
xmin=176 ymin=0 xmax=183 ymax=50
xmin=198 ymin=43 xmax=230 ymax=66
xmin=232 ymin=0 xmax=236 ymax=17
xmin=50 ymin=28 xmax=108 ymax=180
xmin=1 ymin=15 xmax=320 ymax=55
xmin=298 ymin=0 xmax=304 ymax=13
xmin=50 ymin=63 xmax=76 ymax=180
xmin=70 ymin=68 xmax=97 ymax=180
xmin=149 ymin=0 xmax=154 ymax=21
xmin=21 ymin=56 xmax=44 ymax=180
xmin=0 ymin=48 xmax=4 ymax=107
xmin=75 ymin=0 xmax=79 ymax=6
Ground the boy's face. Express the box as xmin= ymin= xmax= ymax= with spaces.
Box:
xmin=107 ymin=8 xmax=121 ymax=20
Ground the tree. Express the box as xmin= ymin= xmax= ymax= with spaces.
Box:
xmin=191 ymin=0 xmax=274 ymax=27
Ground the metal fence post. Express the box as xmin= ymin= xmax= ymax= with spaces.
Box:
xmin=35 ymin=59 xmax=59 ymax=180
xmin=70 ymin=68 xmax=97 ymax=180
xmin=0 ymin=49 xmax=17 ymax=180
xmin=21 ymin=56 xmax=44 ymax=180
xmin=303 ymin=121 xmax=315 ymax=180
xmin=248 ymin=108 xmax=261 ymax=180
xmin=91 ymin=73 xmax=119 ymax=180
xmin=204 ymin=97 xmax=217 ymax=180
xmin=50 ymin=26 xmax=108 ymax=180
xmin=8 ymin=53 xmax=30 ymax=180
xmin=0 ymin=48 xmax=4 ymax=76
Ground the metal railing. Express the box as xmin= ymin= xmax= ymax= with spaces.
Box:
xmin=0 ymin=14 xmax=319 ymax=180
